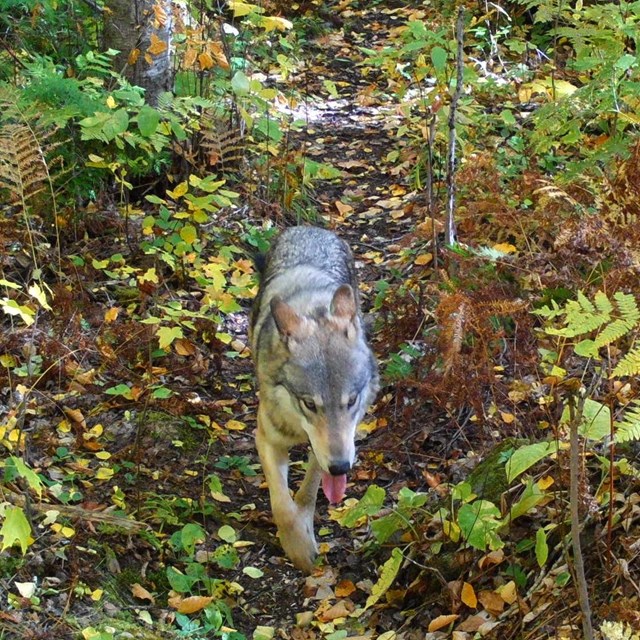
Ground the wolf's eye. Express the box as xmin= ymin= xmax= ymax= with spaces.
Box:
xmin=301 ymin=397 xmax=317 ymax=412
xmin=347 ymin=394 xmax=358 ymax=409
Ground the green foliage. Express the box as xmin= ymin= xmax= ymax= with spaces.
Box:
xmin=522 ymin=0 xmax=640 ymax=179
xmin=535 ymin=290 xmax=640 ymax=363
xmin=535 ymin=289 xmax=640 ymax=448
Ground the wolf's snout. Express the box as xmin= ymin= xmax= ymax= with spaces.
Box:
xmin=328 ymin=460 xmax=351 ymax=476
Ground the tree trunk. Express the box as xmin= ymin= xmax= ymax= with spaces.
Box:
xmin=103 ymin=0 xmax=173 ymax=106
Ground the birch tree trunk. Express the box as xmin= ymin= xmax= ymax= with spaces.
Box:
xmin=103 ymin=0 xmax=173 ymax=106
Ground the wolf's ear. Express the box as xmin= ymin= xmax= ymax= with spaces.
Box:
xmin=271 ymin=296 xmax=304 ymax=339
xmin=330 ymin=284 xmax=357 ymax=321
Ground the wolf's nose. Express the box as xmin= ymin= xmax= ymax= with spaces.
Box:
xmin=328 ymin=461 xmax=351 ymax=476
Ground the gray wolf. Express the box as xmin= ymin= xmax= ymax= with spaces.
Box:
xmin=250 ymin=226 xmax=379 ymax=572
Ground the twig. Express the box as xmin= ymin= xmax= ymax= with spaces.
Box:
xmin=568 ymin=394 xmax=595 ymax=640
xmin=445 ymin=6 xmax=465 ymax=246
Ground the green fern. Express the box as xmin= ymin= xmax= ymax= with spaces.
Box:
xmin=612 ymin=345 xmax=640 ymax=378
xmin=615 ymin=399 xmax=640 ymax=443
xmin=594 ymin=294 xmax=639 ymax=348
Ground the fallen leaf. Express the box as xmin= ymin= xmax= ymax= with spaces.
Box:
xmin=428 ymin=614 xmax=459 ymax=632
xmin=461 ymin=582 xmax=477 ymax=608
xmin=493 ymin=242 xmax=516 ymax=254
xmin=335 ymin=579 xmax=356 ymax=597
xmin=64 ymin=407 xmax=86 ymax=429
xmin=317 ymin=599 xmax=354 ymax=622
xmin=174 ymin=338 xmax=196 ymax=356
xmin=175 ymin=595 xmax=214 ymax=614
xmin=478 ymin=590 xmax=505 ymax=616
xmin=456 ymin=615 xmax=487 ymax=632
xmin=335 ymin=200 xmax=354 ymax=217
xmin=478 ymin=549 xmax=505 ymax=569
xmin=500 ymin=411 xmax=515 ymax=424
xmin=131 ymin=583 xmax=155 ymax=603
xmin=415 ymin=253 xmax=433 ymax=266
xmin=497 ymin=581 xmax=517 ymax=604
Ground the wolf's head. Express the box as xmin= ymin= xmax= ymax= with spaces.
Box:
xmin=269 ymin=284 xmax=378 ymax=503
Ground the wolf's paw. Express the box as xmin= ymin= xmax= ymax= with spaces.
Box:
xmin=277 ymin=508 xmax=318 ymax=573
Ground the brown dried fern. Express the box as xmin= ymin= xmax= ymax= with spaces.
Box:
xmin=0 ymin=95 xmax=67 ymax=269
xmin=434 ymin=290 xmax=530 ymax=414
xmin=199 ymin=112 xmax=246 ymax=172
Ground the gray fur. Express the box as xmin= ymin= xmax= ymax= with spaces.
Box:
xmin=250 ymin=226 xmax=379 ymax=571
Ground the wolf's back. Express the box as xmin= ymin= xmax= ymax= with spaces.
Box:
xmin=250 ymin=227 xmax=359 ymax=345
xmin=262 ymin=227 xmax=356 ymax=286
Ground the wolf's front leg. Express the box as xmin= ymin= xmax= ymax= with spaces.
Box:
xmin=256 ymin=414 xmax=318 ymax=572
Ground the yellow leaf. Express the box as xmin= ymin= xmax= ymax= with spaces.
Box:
xmin=167 ymin=181 xmax=188 ymax=199
xmin=51 ymin=523 xmax=75 ymax=538
xmin=461 ymin=581 xmax=478 ymax=608
xmin=260 ymin=15 xmax=293 ymax=31
xmin=28 ymin=283 xmax=52 ymax=310
xmin=95 ymin=467 xmax=114 ymax=481
xmin=127 ymin=48 xmax=140 ymax=65
xmin=57 ymin=419 xmax=71 ymax=433
xmin=180 ymin=224 xmax=198 ymax=245
xmin=138 ymin=268 xmax=159 ymax=284
xmin=414 ymin=253 xmax=433 ymax=266
xmin=500 ymin=411 xmax=515 ymax=424
xmin=105 ymin=307 xmax=120 ymax=323
xmin=90 ymin=588 xmax=104 ymax=601
xmin=537 ymin=475 xmax=555 ymax=490
xmin=493 ymin=242 xmax=517 ymax=254
xmin=365 ymin=548 xmax=403 ymax=610
xmin=106 ymin=95 xmax=117 ymax=109
xmin=497 ymin=580 xmax=517 ymax=604
xmin=95 ymin=451 xmax=111 ymax=460
xmin=174 ymin=338 xmax=196 ymax=356
xmin=228 ymin=0 xmax=260 ymax=17
xmin=157 ymin=326 xmax=183 ymax=350
xmin=147 ymin=33 xmax=167 ymax=56
xmin=226 ymin=419 xmax=246 ymax=431
xmin=428 ymin=614 xmax=459 ymax=632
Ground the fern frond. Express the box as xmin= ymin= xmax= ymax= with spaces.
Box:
xmin=594 ymin=290 xmax=613 ymax=315
xmin=614 ymin=291 xmax=640 ymax=326
xmin=0 ymin=122 xmax=50 ymax=206
xmin=615 ymin=400 xmax=640 ymax=443
xmin=594 ymin=319 xmax=633 ymax=348
xmin=612 ymin=345 xmax=640 ymax=378
xmin=547 ymin=295 xmax=609 ymax=337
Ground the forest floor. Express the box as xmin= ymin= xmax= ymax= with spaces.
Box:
xmin=1 ymin=2 xmax=640 ymax=640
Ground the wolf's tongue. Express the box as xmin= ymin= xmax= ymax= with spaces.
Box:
xmin=322 ymin=472 xmax=347 ymax=504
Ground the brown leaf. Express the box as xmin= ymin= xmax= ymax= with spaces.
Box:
xmin=174 ymin=338 xmax=196 ymax=356
xmin=64 ymin=407 xmax=86 ymax=429
xmin=175 ymin=595 xmax=214 ymax=614
xmin=478 ymin=549 xmax=505 ymax=569
xmin=316 ymin=599 xmax=354 ymax=622
xmin=335 ymin=579 xmax=356 ymax=597
xmin=335 ymin=201 xmax=354 ymax=217
xmin=456 ymin=615 xmax=486 ymax=633
xmin=198 ymin=52 xmax=214 ymax=70
xmin=131 ymin=583 xmax=154 ymax=603
xmin=478 ymin=590 xmax=505 ymax=616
